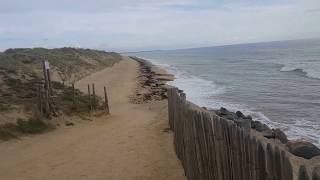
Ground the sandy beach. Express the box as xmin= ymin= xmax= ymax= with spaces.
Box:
xmin=0 ymin=57 xmax=185 ymax=180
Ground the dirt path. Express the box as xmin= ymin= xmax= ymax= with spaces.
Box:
xmin=0 ymin=58 xmax=185 ymax=180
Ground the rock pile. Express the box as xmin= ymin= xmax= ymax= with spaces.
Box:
xmin=129 ymin=57 xmax=172 ymax=104
xmin=287 ymin=141 xmax=320 ymax=159
xmin=211 ymin=107 xmax=320 ymax=159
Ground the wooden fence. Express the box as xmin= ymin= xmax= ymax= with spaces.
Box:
xmin=168 ymin=87 xmax=319 ymax=180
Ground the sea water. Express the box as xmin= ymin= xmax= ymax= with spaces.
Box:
xmin=128 ymin=39 xmax=320 ymax=146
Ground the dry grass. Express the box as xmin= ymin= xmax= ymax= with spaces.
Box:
xmin=0 ymin=48 xmax=122 ymax=137
xmin=0 ymin=47 xmax=121 ymax=113
xmin=0 ymin=116 xmax=55 ymax=141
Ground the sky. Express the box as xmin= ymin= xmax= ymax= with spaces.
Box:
xmin=0 ymin=0 xmax=320 ymax=52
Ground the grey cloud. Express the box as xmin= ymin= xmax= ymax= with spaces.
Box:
xmin=0 ymin=0 xmax=320 ymax=51
xmin=0 ymin=0 xmax=197 ymax=13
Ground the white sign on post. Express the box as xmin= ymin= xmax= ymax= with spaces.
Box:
xmin=44 ymin=61 xmax=50 ymax=70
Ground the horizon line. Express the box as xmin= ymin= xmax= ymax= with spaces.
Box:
xmin=120 ymin=37 xmax=320 ymax=54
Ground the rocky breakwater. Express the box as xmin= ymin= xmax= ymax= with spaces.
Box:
xmin=129 ymin=56 xmax=174 ymax=104
xmin=211 ymin=107 xmax=320 ymax=160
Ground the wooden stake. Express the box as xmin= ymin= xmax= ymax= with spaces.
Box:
xmin=42 ymin=61 xmax=50 ymax=117
xmin=88 ymin=84 xmax=92 ymax=111
xmin=42 ymin=61 xmax=48 ymax=89
xmin=38 ymin=84 xmax=43 ymax=114
xmin=72 ymin=83 xmax=75 ymax=105
xmin=44 ymin=88 xmax=50 ymax=117
xmin=46 ymin=69 xmax=53 ymax=96
xmin=104 ymin=86 xmax=110 ymax=114
xmin=92 ymin=83 xmax=96 ymax=110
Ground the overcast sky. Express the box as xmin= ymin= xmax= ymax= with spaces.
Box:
xmin=0 ymin=0 xmax=320 ymax=52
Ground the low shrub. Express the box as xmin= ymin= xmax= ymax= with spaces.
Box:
xmin=0 ymin=123 xmax=20 ymax=140
xmin=16 ymin=117 xmax=54 ymax=134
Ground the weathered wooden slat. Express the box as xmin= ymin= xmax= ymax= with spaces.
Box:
xmin=312 ymin=166 xmax=320 ymax=180
xmin=256 ymin=140 xmax=267 ymax=180
xmin=298 ymin=165 xmax=310 ymax=180
xmin=281 ymin=151 xmax=293 ymax=180
xmin=167 ymin=87 xmax=310 ymax=180
xmin=274 ymin=147 xmax=282 ymax=180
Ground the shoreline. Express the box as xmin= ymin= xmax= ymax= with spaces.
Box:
xmin=129 ymin=56 xmax=174 ymax=103
xmin=133 ymin=56 xmax=320 ymax=150
xmin=134 ymin=56 xmax=320 ymax=175
xmin=130 ymin=54 xmax=320 ymax=149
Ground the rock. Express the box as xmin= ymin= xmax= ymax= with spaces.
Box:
xmin=234 ymin=118 xmax=251 ymax=131
xmin=251 ymin=121 xmax=270 ymax=132
xmin=222 ymin=113 xmax=236 ymax=121
xmin=214 ymin=107 xmax=235 ymax=120
xmin=219 ymin=107 xmax=229 ymax=115
xmin=261 ymin=129 xmax=275 ymax=139
xmin=313 ymin=166 xmax=320 ymax=180
xmin=236 ymin=111 xmax=245 ymax=118
xmin=251 ymin=120 xmax=275 ymax=138
xmin=245 ymin=115 xmax=253 ymax=120
xmin=65 ymin=121 xmax=74 ymax=126
xmin=287 ymin=141 xmax=320 ymax=159
xmin=273 ymin=128 xmax=288 ymax=144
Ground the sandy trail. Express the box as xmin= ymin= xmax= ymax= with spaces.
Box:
xmin=0 ymin=58 xmax=185 ymax=180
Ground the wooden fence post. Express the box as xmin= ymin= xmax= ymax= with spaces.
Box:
xmin=166 ymin=87 xmax=312 ymax=180
xmin=42 ymin=61 xmax=50 ymax=117
xmin=46 ymin=69 xmax=53 ymax=96
xmin=42 ymin=61 xmax=48 ymax=90
xmin=88 ymin=84 xmax=92 ymax=111
xmin=298 ymin=165 xmax=310 ymax=180
xmin=72 ymin=83 xmax=75 ymax=105
xmin=281 ymin=151 xmax=293 ymax=180
xmin=44 ymin=85 xmax=50 ymax=117
xmin=312 ymin=166 xmax=320 ymax=180
xmin=104 ymin=86 xmax=110 ymax=114
xmin=92 ymin=84 xmax=96 ymax=109
xmin=38 ymin=84 xmax=43 ymax=114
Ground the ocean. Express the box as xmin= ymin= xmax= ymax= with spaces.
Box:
xmin=128 ymin=39 xmax=320 ymax=146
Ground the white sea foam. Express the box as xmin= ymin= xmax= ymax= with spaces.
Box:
xmin=280 ymin=61 xmax=320 ymax=79
xmin=149 ymin=58 xmax=320 ymax=147
xmin=159 ymin=64 xmax=224 ymax=107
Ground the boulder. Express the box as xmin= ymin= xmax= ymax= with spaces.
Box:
xmin=215 ymin=107 xmax=235 ymax=121
xmin=273 ymin=128 xmax=288 ymax=144
xmin=287 ymin=141 xmax=320 ymax=159
xmin=245 ymin=115 xmax=253 ymax=120
xmin=236 ymin=111 xmax=245 ymax=118
xmin=234 ymin=118 xmax=251 ymax=131
xmin=65 ymin=121 xmax=74 ymax=126
xmin=251 ymin=121 xmax=270 ymax=132
xmin=222 ymin=114 xmax=236 ymax=121
xmin=219 ymin=107 xmax=229 ymax=115
xmin=261 ymin=129 xmax=275 ymax=139
xmin=235 ymin=111 xmax=252 ymax=120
